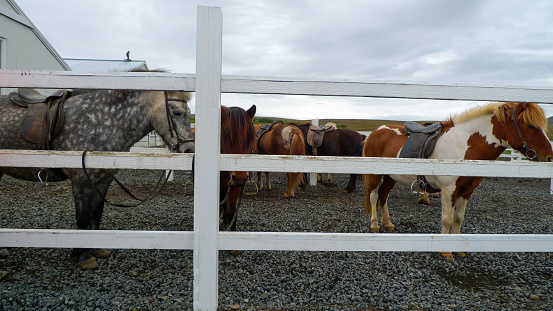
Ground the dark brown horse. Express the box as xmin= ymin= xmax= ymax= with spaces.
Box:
xmin=295 ymin=122 xmax=366 ymax=192
xmin=220 ymin=105 xmax=257 ymax=231
xmin=255 ymin=122 xmax=305 ymax=198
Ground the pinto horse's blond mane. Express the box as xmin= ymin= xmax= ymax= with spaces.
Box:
xmin=450 ymin=102 xmax=548 ymax=131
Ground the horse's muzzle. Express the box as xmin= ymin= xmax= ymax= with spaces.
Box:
xmin=230 ymin=173 xmax=248 ymax=188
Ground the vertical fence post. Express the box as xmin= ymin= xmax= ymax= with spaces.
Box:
xmin=194 ymin=6 xmax=223 ymax=310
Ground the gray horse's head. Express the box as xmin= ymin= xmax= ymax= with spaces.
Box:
xmin=148 ymin=91 xmax=195 ymax=153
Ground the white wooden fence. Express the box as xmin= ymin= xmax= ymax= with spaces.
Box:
xmin=1 ymin=6 xmax=553 ymax=310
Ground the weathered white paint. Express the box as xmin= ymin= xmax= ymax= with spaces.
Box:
xmin=129 ymin=147 xmax=174 ymax=181
xmin=4 ymin=229 xmax=553 ymax=253
xmin=0 ymin=69 xmax=195 ymax=91
xmin=193 ymin=6 xmax=223 ymax=311
xmin=3 ymin=150 xmax=552 ymax=179
xmin=5 ymin=71 xmax=553 ymax=103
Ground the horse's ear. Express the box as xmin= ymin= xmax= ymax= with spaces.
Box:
xmin=246 ymin=105 xmax=256 ymax=119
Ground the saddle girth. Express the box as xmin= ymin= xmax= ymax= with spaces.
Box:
xmin=307 ymin=124 xmax=335 ymax=156
xmin=9 ymin=88 xmax=71 ymax=149
xmin=399 ymin=121 xmax=443 ymax=193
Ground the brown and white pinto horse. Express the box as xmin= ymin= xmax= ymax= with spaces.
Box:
xmin=220 ymin=105 xmax=257 ymax=231
xmin=363 ymin=102 xmax=553 ymax=261
xmin=255 ymin=123 xmax=305 ymax=198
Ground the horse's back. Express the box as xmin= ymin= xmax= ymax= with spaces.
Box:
xmin=364 ymin=124 xmax=407 ymax=158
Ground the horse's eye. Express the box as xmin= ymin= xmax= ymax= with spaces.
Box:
xmin=173 ymin=111 xmax=182 ymax=117
xmin=527 ymin=124 xmax=535 ymax=129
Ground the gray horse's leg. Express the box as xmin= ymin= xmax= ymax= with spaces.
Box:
xmin=71 ymin=174 xmax=113 ymax=269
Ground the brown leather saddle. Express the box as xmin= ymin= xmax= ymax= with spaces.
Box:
xmin=9 ymin=88 xmax=71 ymax=149
xmin=399 ymin=121 xmax=443 ymax=193
xmin=307 ymin=124 xmax=336 ymax=156
xmin=256 ymin=120 xmax=283 ymax=142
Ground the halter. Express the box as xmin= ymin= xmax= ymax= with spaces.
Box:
xmin=511 ymin=104 xmax=537 ymax=160
xmin=164 ymin=91 xmax=194 ymax=152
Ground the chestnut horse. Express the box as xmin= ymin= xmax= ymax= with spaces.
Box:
xmin=220 ymin=105 xmax=257 ymax=231
xmin=255 ymin=122 xmax=305 ymax=197
xmin=363 ymin=102 xmax=553 ymax=261
xmin=295 ymin=122 xmax=366 ymax=192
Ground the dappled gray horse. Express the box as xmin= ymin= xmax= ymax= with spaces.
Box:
xmin=0 ymin=88 xmax=194 ymax=269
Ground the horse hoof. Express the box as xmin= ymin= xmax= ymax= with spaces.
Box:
xmin=440 ymin=252 xmax=455 ymax=261
xmin=371 ymin=228 xmax=380 ymax=233
xmin=229 ymin=250 xmax=243 ymax=256
xmin=454 ymin=252 xmax=466 ymax=257
xmin=91 ymin=249 xmax=111 ymax=259
xmin=283 ymin=193 xmax=294 ymax=198
xmin=385 ymin=225 xmax=395 ymax=231
xmin=78 ymin=257 xmax=99 ymax=270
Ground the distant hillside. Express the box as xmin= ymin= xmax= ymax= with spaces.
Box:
xmin=191 ymin=115 xmax=553 ymax=139
xmin=253 ymin=117 xmax=432 ymax=132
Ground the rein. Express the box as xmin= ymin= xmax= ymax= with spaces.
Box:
xmin=164 ymin=92 xmax=194 ymax=152
xmin=220 ymin=181 xmax=246 ymax=231
xmin=81 ymin=150 xmax=172 ymax=208
xmin=511 ymin=104 xmax=537 ymax=160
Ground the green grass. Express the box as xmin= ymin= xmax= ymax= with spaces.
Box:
xmin=192 ymin=115 xmax=553 ymax=136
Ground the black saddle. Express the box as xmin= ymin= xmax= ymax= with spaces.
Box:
xmin=399 ymin=121 xmax=443 ymax=193
xmin=256 ymin=120 xmax=283 ymax=141
xmin=9 ymin=88 xmax=71 ymax=149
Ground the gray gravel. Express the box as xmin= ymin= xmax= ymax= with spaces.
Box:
xmin=1 ymin=169 xmax=553 ymax=310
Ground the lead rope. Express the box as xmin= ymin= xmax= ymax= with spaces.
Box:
xmin=81 ymin=150 xmax=171 ymax=207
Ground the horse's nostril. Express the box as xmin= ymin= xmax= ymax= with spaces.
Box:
xmin=548 ymin=156 xmax=553 ymax=162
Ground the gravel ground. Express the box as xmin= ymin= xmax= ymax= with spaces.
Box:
xmin=1 ymin=169 xmax=553 ymax=310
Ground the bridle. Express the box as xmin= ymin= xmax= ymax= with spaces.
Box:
xmin=511 ymin=104 xmax=537 ymax=161
xmin=164 ymin=91 xmax=194 ymax=152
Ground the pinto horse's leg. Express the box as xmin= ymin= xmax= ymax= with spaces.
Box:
xmin=379 ymin=175 xmax=396 ymax=231
xmin=439 ymin=188 xmax=456 ymax=261
xmin=451 ymin=196 xmax=468 ymax=258
xmin=364 ymin=174 xmax=382 ymax=232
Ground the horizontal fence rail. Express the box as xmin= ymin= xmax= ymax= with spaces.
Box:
xmin=5 ymin=69 xmax=553 ymax=103
xmin=1 ymin=150 xmax=552 ymax=178
xmin=3 ymin=229 xmax=553 ymax=253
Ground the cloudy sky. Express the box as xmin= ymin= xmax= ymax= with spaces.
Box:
xmin=14 ymin=0 xmax=553 ymax=120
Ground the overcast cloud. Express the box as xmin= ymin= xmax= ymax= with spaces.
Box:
xmin=14 ymin=0 xmax=553 ymax=120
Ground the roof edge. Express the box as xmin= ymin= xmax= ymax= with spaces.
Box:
xmin=7 ymin=0 xmax=71 ymax=71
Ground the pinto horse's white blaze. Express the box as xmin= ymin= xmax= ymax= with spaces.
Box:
xmin=363 ymin=102 xmax=553 ymax=261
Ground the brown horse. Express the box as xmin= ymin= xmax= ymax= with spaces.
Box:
xmin=255 ymin=122 xmax=305 ymax=198
xmin=220 ymin=105 xmax=257 ymax=231
xmin=295 ymin=122 xmax=366 ymax=192
xmin=363 ymin=102 xmax=553 ymax=261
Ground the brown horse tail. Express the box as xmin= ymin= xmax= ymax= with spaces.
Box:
xmin=286 ymin=131 xmax=306 ymax=196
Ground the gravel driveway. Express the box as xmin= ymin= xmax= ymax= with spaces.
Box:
xmin=1 ymin=169 xmax=553 ymax=310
